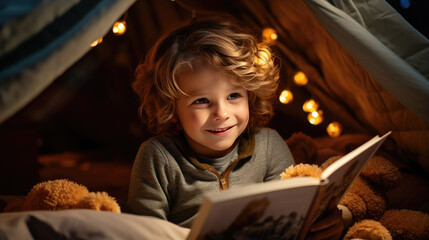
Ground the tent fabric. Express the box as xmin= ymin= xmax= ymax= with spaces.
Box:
xmin=303 ymin=0 xmax=429 ymax=124
xmin=0 ymin=0 xmax=78 ymax=56
xmin=0 ymin=0 xmax=135 ymax=124
xmin=332 ymin=0 xmax=429 ymax=80
xmin=300 ymin=0 xmax=429 ymax=173
xmin=233 ymin=0 xmax=429 ymax=173
xmin=0 ymin=0 xmax=427 ymax=173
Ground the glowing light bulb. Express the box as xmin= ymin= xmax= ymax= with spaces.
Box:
xmin=327 ymin=122 xmax=343 ymax=138
xmin=90 ymin=37 xmax=103 ymax=47
xmin=279 ymin=90 xmax=293 ymax=104
xmin=112 ymin=21 xmax=127 ymax=35
xmin=307 ymin=110 xmax=323 ymax=125
xmin=302 ymin=99 xmax=319 ymax=112
xmin=294 ymin=71 xmax=308 ymax=86
xmin=262 ymin=27 xmax=278 ymax=44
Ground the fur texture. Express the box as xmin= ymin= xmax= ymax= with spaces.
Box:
xmin=380 ymin=209 xmax=429 ymax=240
xmin=281 ymin=154 xmax=429 ymax=240
xmin=280 ymin=163 xmax=322 ymax=179
xmin=4 ymin=179 xmax=120 ymax=213
xmin=344 ymin=219 xmax=392 ymax=240
xmin=285 ymin=132 xmax=318 ymax=164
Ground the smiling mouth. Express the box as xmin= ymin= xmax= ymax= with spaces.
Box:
xmin=207 ymin=126 xmax=234 ymax=133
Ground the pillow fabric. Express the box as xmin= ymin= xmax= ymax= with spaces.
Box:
xmin=0 ymin=209 xmax=190 ymax=240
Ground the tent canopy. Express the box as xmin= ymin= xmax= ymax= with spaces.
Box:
xmin=0 ymin=0 xmax=428 ymax=173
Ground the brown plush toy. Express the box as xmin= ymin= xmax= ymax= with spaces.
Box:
xmin=281 ymin=156 xmax=429 ymax=240
xmin=284 ymin=132 xmax=429 ymax=240
xmin=4 ymin=179 xmax=120 ymax=213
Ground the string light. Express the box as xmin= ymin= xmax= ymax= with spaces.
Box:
xmin=293 ymin=71 xmax=308 ymax=86
xmin=308 ymin=110 xmax=323 ymax=125
xmin=327 ymin=122 xmax=343 ymax=138
xmin=112 ymin=20 xmax=127 ymax=35
xmin=279 ymin=90 xmax=293 ymax=104
xmin=90 ymin=37 xmax=103 ymax=47
xmin=302 ymin=99 xmax=319 ymax=112
xmin=262 ymin=27 xmax=278 ymax=44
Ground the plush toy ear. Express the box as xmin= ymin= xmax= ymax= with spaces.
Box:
xmin=344 ymin=219 xmax=392 ymax=240
xmin=76 ymin=192 xmax=121 ymax=213
xmin=360 ymin=156 xmax=401 ymax=190
xmin=280 ymin=163 xmax=322 ymax=180
xmin=285 ymin=132 xmax=318 ymax=164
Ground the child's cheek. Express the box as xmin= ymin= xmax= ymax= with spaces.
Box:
xmin=189 ymin=110 xmax=209 ymax=125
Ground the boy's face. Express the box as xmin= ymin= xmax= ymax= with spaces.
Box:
xmin=176 ymin=66 xmax=249 ymax=158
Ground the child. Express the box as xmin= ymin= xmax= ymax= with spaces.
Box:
xmin=128 ymin=16 xmax=344 ymax=239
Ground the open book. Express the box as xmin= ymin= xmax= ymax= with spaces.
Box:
xmin=187 ymin=131 xmax=391 ymax=240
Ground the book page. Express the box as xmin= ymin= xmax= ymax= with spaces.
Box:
xmin=318 ymin=132 xmax=391 ymax=213
xmin=187 ymin=177 xmax=320 ymax=240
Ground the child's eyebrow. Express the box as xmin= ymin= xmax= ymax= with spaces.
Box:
xmin=189 ymin=87 xmax=244 ymax=96
xmin=182 ymin=85 xmax=246 ymax=97
xmin=184 ymin=89 xmax=203 ymax=97
xmin=228 ymin=86 xmax=247 ymax=92
xmin=180 ymin=88 xmax=210 ymax=99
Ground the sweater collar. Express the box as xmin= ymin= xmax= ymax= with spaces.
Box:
xmin=179 ymin=128 xmax=255 ymax=171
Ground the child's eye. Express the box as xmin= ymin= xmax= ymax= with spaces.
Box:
xmin=193 ymin=98 xmax=209 ymax=104
xmin=228 ymin=93 xmax=241 ymax=100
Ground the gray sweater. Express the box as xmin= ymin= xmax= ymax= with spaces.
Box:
xmin=127 ymin=128 xmax=294 ymax=228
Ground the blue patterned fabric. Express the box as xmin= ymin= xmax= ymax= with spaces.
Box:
xmin=0 ymin=0 xmax=135 ymax=123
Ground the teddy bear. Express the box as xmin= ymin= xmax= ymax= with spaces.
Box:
xmin=283 ymin=132 xmax=429 ymax=240
xmin=281 ymin=156 xmax=429 ymax=239
xmin=3 ymin=179 xmax=121 ymax=213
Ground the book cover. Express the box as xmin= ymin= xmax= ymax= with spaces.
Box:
xmin=187 ymin=132 xmax=391 ymax=240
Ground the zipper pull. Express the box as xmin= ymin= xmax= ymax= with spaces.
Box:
xmin=220 ymin=177 xmax=228 ymax=189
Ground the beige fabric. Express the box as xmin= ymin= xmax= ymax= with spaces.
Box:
xmin=255 ymin=0 xmax=429 ymax=173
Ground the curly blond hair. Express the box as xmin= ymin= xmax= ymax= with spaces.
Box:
xmin=132 ymin=17 xmax=280 ymax=134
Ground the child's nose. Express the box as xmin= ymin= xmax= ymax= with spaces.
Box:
xmin=213 ymin=103 xmax=230 ymax=121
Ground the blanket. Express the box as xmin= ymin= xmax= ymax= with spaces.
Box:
xmin=0 ymin=209 xmax=190 ymax=240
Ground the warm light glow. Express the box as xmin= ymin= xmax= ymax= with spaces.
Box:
xmin=254 ymin=45 xmax=273 ymax=69
xmin=302 ymin=99 xmax=319 ymax=112
xmin=255 ymin=50 xmax=269 ymax=66
xmin=294 ymin=71 xmax=308 ymax=86
xmin=90 ymin=37 xmax=103 ymax=47
xmin=327 ymin=122 xmax=343 ymax=138
xmin=112 ymin=21 xmax=127 ymax=35
xmin=279 ymin=90 xmax=293 ymax=104
xmin=262 ymin=27 xmax=278 ymax=44
xmin=307 ymin=110 xmax=323 ymax=125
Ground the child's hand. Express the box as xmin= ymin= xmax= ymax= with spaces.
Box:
xmin=306 ymin=199 xmax=344 ymax=240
